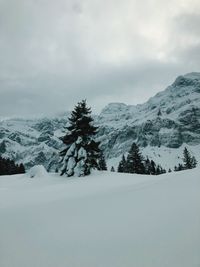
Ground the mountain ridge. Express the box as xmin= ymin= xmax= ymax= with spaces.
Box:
xmin=0 ymin=72 xmax=200 ymax=170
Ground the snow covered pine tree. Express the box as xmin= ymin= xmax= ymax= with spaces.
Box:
xmin=60 ymin=100 xmax=101 ymax=177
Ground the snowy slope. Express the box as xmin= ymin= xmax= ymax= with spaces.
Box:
xmin=0 ymin=169 xmax=200 ymax=267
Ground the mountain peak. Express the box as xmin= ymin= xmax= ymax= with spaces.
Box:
xmin=171 ymin=72 xmax=200 ymax=89
xmin=100 ymin=103 xmax=128 ymax=115
xmin=183 ymin=72 xmax=200 ymax=80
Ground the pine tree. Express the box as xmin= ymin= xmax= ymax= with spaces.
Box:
xmin=98 ymin=152 xmax=107 ymax=170
xmin=0 ymin=156 xmax=25 ymax=175
xmin=161 ymin=167 xmax=166 ymax=174
xmin=174 ymin=148 xmax=197 ymax=172
xmin=117 ymin=154 xmax=127 ymax=173
xmin=178 ymin=163 xmax=184 ymax=171
xmin=144 ymin=157 xmax=151 ymax=174
xmin=126 ymin=143 xmax=144 ymax=174
xmin=157 ymin=108 xmax=162 ymax=116
xmin=174 ymin=165 xmax=178 ymax=172
xmin=60 ymin=100 xmax=100 ymax=177
xmin=183 ymin=147 xmax=194 ymax=169
xmin=110 ymin=166 xmax=115 ymax=172
xmin=156 ymin=165 xmax=161 ymax=175
xmin=191 ymin=156 xmax=197 ymax=168
xmin=149 ymin=160 xmax=156 ymax=175
xmin=174 ymin=163 xmax=184 ymax=172
xmin=18 ymin=163 xmax=25 ymax=174
xmin=61 ymin=100 xmax=98 ymax=145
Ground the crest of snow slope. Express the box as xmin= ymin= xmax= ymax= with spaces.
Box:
xmin=0 ymin=169 xmax=199 ymax=267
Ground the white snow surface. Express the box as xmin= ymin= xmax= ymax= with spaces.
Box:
xmin=28 ymin=165 xmax=48 ymax=178
xmin=0 ymin=169 xmax=200 ymax=267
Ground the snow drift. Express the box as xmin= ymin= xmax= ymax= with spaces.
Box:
xmin=28 ymin=165 xmax=48 ymax=178
xmin=0 ymin=169 xmax=200 ymax=267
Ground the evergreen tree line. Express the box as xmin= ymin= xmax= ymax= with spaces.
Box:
xmin=174 ymin=147 xmax=197 ymax=171
xmin=117 ymin=143 xmax=166 ymax=175
xmin=0 ymin=156 xmax=25 ymax=176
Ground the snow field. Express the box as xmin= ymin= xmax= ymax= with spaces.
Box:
xmin=0 ymin=168 xmax=200 ymax=267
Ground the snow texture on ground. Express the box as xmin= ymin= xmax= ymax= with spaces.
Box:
xmin=0 ymin=169 xmax=200 ymax=267
xmin=28 ymin=165 xmax=48 ymax=178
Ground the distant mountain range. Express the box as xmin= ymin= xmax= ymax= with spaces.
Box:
xmin=1 ymin=72 xmax=200 ymax=171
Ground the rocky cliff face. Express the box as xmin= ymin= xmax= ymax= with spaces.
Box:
xmin=96 ymin=72 xmax=200 ymax=158
xmin=0 ymin=72 xmax=200 ymax=169
xmin=0 ymin=116 xmax=68 ymax=171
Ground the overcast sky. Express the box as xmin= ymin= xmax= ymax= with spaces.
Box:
xmin=0 ymin=0 xmax=200 ymax=117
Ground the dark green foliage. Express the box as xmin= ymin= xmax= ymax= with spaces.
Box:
xmin=62 ymin=100 xmax=98 ymax=146
xmin=174 ymin=147 xmax=197 ymax=171
xmin=160 ymin=165 xmax=165 ymax=174
xmin=144 ymin=159 xmax=166 ymax=175
xmin=191 ymin=156 xmax=197 ymax=168
xmin=117 ymin=144 xmax=166 ymax=175
xmin=60 ymin=100 xmax=101 ymax=176
xmin=157 ymin=108 xmax=162 ymax=116
xmin=126 ymin=143 xmax=145 ymax=174
xmin=98 ymin=152 xmax=107 ymax=171
xmin=18 ymin=163 xmax=25 ymax=174
xmin=0 ymin=156 xmax=25 ymax=175
xmin=149 ymin=160 xmax=156 ymax=175
xmin=144 ymin=157 xmax=151 ymax=174
xmin=110 ymin=166 xmax=115 ymax=172
xmin=117 ymin=154 xmax=127 ymax=173
xmin=178 ymin=163 xmax=184 ymax=171
xmin=0 ymin=141 xmax=6 ymax=153
xmin=174 ymin=163 xmax=184 ymax=171
xmin=174 ymin=165 xmax=178 ymax=172
xmin=183 ymin=147 xmax=193 ymax=169
xmin=156 ymin=165 xmax=161 ymax=175
xmin=86 ymin=140 xmax=101 ymax=170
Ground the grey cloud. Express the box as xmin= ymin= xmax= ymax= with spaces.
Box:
xmin=174 ymin=13 xmax=200 ymax=36
xmin=0 ymin=0 xmax=200 ymax=117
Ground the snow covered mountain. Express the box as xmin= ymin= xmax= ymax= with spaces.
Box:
xmin=0 ymin=72 xmax=200 ymax=170
xmin=0 ymin=116 xmax=68 ymax=171
xmin=97 ymin=72 xmax=200 ymax=160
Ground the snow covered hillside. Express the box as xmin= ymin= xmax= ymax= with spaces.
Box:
xmin=0 ymin=72 xmax=200 ymax=169
xmin=97 ymin=72 xmax=200 ymax=158
xmin=107 ymin=143 xmax=200 ymax=171
xmin=0 ymin=169 xmax=200 ymax=267
xmin=0 ymin=115 xmax=68 ymax=171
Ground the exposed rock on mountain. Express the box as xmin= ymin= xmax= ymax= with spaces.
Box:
xmin=97 ymin=72 xmax=200 ymax=158
xmin=0 ymin=116 xmax=68 ymax=171
xmin=0 ymin=72 xmax=200 ymax=169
